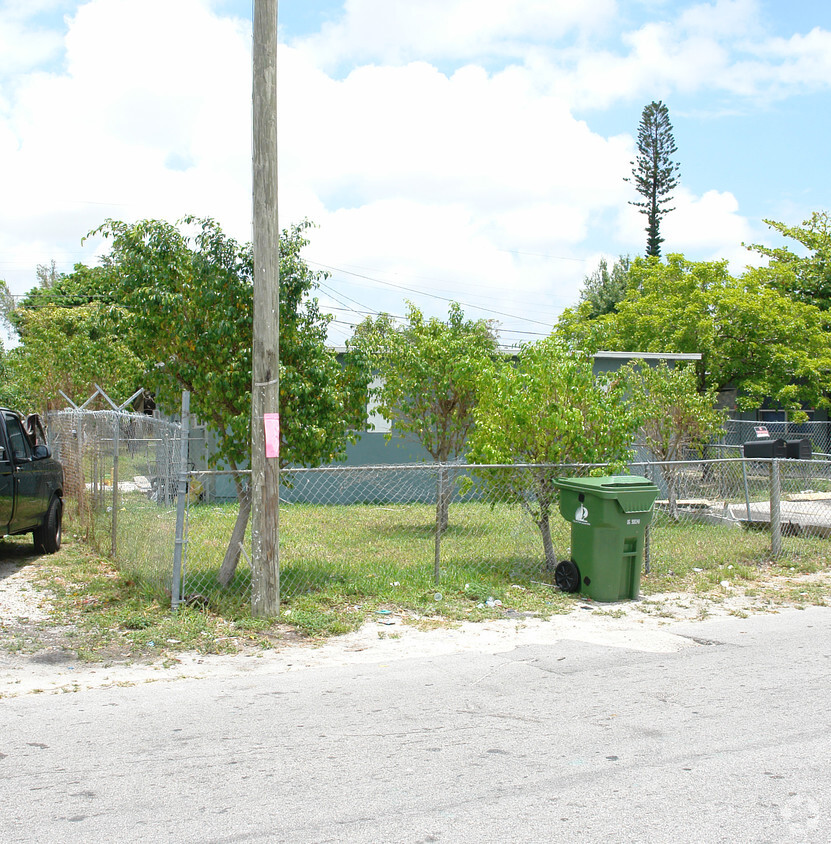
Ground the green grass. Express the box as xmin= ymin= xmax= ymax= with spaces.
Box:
xmin=179 ymin=500 xmax=573 ymax=630
xmin=49 ymin=492 xmax=831 ymax=644
xmin=181 ymin=499 xmax=575 ymax=635
xmin=641 ymin=518 xmax=831 ymax=596
xmin=56 ymin=497 xmax=578 ymax=641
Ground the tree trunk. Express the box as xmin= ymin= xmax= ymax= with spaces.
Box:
xmin=538 ymin=505 xmax=557 ymax=570
xmin=534 ymin=471 xmax=558 ymax=570
xmin=218 ymin=484 xmax=252 ymax=587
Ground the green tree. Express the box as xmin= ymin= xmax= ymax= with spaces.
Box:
xmin=0 ymin=261 xmax=64 ymax=345
xmin=351 ymin=301 xmax=499 ymax=532
xmin=36 ymin=259 xmax=61 ymax=289
xmin=0 ymin=279 xmax=16 ymax=335
xmin=12 ymin=263 xmax=113 ymax=320
xmin=0 ymin=346 xmax=28 ymax=409
xmin=747 ymin=211 xmax=831 ymax=311
xmin=629 ymin=362 xmax=725 ymax=520
xmin=626 ymin=101 xmax=680 ymax=257
xmin=578 ymin=255 xmax=631 ymax=318
xmin=4 ymin=263 xmax=142 ymax=412
xmin=3 ymin=259 xmax=100 ymax=341
xmin=7 ymin=302 xmax=144 ymax=413
xmin=557 ymin=254 xmax=831 ymax=413
xmin=466 ymin=337 xmax=642 ymax=569
xmin=94 ymin=216 xmax=369 ymax=584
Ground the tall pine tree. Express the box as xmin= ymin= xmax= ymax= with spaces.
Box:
xmin=626 ymin=101 xmax=680 ymax=257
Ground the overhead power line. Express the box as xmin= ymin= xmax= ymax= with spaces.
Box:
xmin=308 ymin=260 xmax=555 ymax=328
xmin=316 ymin=280 xmax=381 ymax=319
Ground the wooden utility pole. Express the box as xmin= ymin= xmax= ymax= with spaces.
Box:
xmin=251 ymin=0 xmax=280 ymax=615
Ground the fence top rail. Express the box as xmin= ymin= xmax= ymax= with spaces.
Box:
xmin=190 ymin=469 xmax=253 ymax=477
xmin=191 ymin=463 xmax=612 ymax=477
xmin=726 ymin=417 xmax=831 ymax=425
xmin=46 ymin=410 xmax=182 ymax=434
xmin=631 ymin=457 xmax=831 ymax=467
xmin=47 ymin=407 xmax=181 ymax=425
xmin=185 ymin=456 xmax=831 ymax=479
xmin=48 ymin=408 xmax=154 ymax=416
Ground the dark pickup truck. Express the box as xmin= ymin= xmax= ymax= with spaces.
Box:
xmin=0 ymin=409 xmax=63 ymax=553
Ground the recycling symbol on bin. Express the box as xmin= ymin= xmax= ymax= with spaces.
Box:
xmin=575 ymin=503 xmax=589 ymax=524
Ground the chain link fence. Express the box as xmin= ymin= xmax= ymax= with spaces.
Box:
xmin=724 ymin=418 xmax=831 ymax=457
xmin=46 ymin=408 xmax=193 ymax=596
xmin=44 ymin=407 xmax=831 ymax=610
xmin=180 ymin=457 xmax=831 ymax=605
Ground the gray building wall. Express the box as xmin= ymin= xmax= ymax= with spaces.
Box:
xmin=198 ymin=351 xmax=705 ymax=501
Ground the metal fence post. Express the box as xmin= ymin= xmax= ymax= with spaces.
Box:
xmin=643 ymin=463 xmax=652 ymax=575
xmin=163 ymin=423 xmax=171 ymax=504
xmin=92 ymin=448 xmax=99 ymax=509
xmin=172 ymin=392 xmax=191 ymax=611
xmin=112 ymin=413 xmax=119 ymax=558
xmin=770 ymin=458 xmax=782 ymax=558
xmin=434 ymin=465 xmax=443 ymax=585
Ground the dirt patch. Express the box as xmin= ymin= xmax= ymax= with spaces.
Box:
xmin=0 ymin=557 xmax=57 ymax=646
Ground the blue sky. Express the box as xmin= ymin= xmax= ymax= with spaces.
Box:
xmin=1 ymin=0 xmax=830 ymax=347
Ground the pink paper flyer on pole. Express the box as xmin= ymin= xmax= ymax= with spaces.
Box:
xmin=264 ymin=413 xmax=280 ymax=459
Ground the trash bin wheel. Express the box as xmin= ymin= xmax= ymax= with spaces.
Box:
xmin=554 ymin=560 xmax=580 ymax=593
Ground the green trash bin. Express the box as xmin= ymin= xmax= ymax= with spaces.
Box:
xmin=553 ymin=475 xmax=659 ymax=602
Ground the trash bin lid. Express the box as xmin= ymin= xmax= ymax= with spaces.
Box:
xmin=554 ymin=475 xmax=659 ymax=513
xmin=554 ymin=474 xmax=655 ymax=492
xmin=597 ymin=477 xmax=657 ymax=490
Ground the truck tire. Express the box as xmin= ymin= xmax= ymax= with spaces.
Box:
xmin=33 ymin=496 xmax=62 ymax=554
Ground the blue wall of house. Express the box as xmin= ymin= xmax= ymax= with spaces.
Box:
xmin=343 ymin=431 xmax=433 ymax=465
xmin=200 ymin=351 xmax=705 ymax=502
xmin=204 ymin=431 xmax=439 ymax=502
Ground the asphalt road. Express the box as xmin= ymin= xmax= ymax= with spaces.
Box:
xmin=2 ymin=607 xmax=830 ymax=843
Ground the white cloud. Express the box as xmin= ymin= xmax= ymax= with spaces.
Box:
xmin=534 ymin=0 xmax=831 ymax=108
xmin=754 ymin=27 xmax=831 ymax=88
xmin=0 ymin=0 xmax=822 ymax=344
xmin=279 ymin=50 xmax=632 ymax=224
xmin=0 ymin=0 xmax=253 ymax=295
xmin=666 ymin=188 xmax=753 ymax=249
xmin=61 ymin=0 xmax=250 ymax=159
xmin=273 ymin=45 xmax=650 ymax=329
xmin=293 ymin=0 xmax=618 ymax=70
xmin=677 ymin=0 xmax=761 ymax=39
xmin=307 ymin=198 xmax=573 ymax=337
xmin=616 ymin=188 xmax=759 ymax=272
xmin=0 ymin=1 xmax=75 ymax=75
xmin=0 ymin=18 xmax=63 ymax=74
xmin=295 ymin=0 xmax=830 ymax=113
xmin=3 ymin=0 xmax=71 ymax=13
